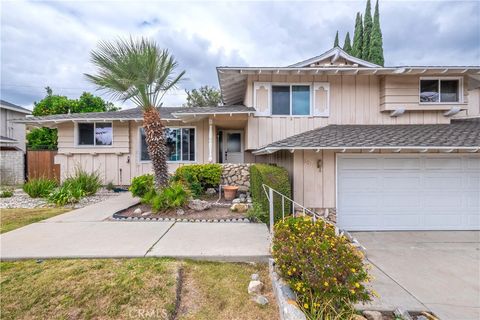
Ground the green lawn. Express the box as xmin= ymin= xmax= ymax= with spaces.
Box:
xmin=0 ymin=208 xmax=70 ymax=234
xmin=0 ymin=259 xmax=278 ymax=320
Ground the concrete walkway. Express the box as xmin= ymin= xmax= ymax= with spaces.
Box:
xmin=0 ymin=193 xmax=271 ymax=262
xmin=354 ymin=231 xmax=480 ymax=320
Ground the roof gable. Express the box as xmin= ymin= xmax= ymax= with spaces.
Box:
xmin=0 ymin=100 xmax=31 ymax=114
xmin=289 ymin=47 xmax=380 ymax=68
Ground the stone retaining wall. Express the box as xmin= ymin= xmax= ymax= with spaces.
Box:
xmin=0 ymin=150 xmax=24 ymax=185
xmin=220 ymin=163 xmax=251 ymax=192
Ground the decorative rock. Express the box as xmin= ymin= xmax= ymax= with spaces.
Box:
xmin=363 ymin=311 xmax=383 ymax=320
xmin=230 ymin=203 xmax=249 ymax=213
xmin=248 ymin=280 xmax=263 ymax=294
xmin=244 ymin=218 xmax=250 ymax=223
xmin=133 ymin=208 xmax=142 ymax=215
xmin=253 ymin=295 xmax=269 ymax=305
xmin=188 ymin=199 xmax=211 ymax=211
xmin=201 ymin=219 xmax=206 ymax=222
xmin=353 ymin=316 xmax=368 ymax=320
xmin=416 ymin=316 xmax=429 ymax=320
xmin=205 ymin=188 xmax=217 ymax=195
xmin=239 ymin=193 xmax=247 ymax=200
xmin=176 ymin=209 xmax=185 ymax=215
xmin=251 ymin=273 xmax=260 ymax=281
xmin=232 ymin=198 xmax=242 ymax=204
xmin=141 ymin=211 xmax=150 ymax=216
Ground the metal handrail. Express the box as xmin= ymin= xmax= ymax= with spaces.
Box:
xmin=262 ymin=184 xmax=339 ymax=235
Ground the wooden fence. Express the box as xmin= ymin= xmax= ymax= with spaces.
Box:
xmin=26 ymin=150 xmax=60 ymax=182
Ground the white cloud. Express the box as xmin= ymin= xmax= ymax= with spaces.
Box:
xmin=1 ymin=0 xmax=478 ymax=108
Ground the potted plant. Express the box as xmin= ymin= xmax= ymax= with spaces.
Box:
xmin=223 ymin=185 xmax=239 ymax=201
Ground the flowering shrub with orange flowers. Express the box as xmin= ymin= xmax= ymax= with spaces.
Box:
xmin=272 ymin=217 xmax=374 ymax=319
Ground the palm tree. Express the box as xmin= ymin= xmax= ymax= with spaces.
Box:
xmin=85 ymin=37 xmax=185 ymax=188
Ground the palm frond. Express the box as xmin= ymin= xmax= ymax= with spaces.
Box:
xmin=85 ymin=36 xmax=185 ymax=109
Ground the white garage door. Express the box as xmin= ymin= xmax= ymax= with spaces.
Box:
xmin=337 ymin=154 xmax=480 ymax=231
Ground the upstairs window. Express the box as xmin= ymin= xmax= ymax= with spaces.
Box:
xmin=78 ymin=122 xmax=112 ymax=146
xmin=140 ymin=127 xmax=195 ymax=162
xmin=272 ymin=85 xmax=311 ymax=115
xmin=420 ymin=78 xmax=461 ymax=103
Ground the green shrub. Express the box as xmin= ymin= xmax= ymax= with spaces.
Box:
xmin=48 ymin=184 xmax=85 ymax=206
xmin=23 ymin=178 xmax=58 ymax=198
xmin=249 ymin=164 xmax=291 ymax=224
xmin=174 ymin=164 xmax=221 ymax=195
xmin=273 ymin=217 xmax=374 ymax=319
xmin=63 ymin=168 xmax=101 ymax=196
xmin=130 ymin=174 xmax=154 ymax=197
xmin=150 ymin=182 xmax=190 ymax=212
xmin=246 ymin=202 xmax=268 ymax=223
xmin=0 ymin=187 xmax=14 ymax=198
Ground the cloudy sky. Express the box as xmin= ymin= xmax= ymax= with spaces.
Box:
xmin=1 ymin=0 xmax=479 ymax=110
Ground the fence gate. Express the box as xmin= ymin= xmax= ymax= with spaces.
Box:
xmin=26 ymin=150 xmax=60 ymax=182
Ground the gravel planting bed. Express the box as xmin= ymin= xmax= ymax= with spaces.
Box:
xmin=113 ymin=203 xmax=249 ymax=222
xmin=0 ymin=188 xmax=120 ymax=209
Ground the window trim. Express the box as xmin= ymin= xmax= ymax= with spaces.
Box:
xmin=138 ymin=126 xmax=197 ymax=164
xmin=270 ymin=83 xmax=313 ymax=117
xmin=419 ymin=77 xmax=463 ymax=104
xmin=75 ymin=122 xmax=114 ymax=147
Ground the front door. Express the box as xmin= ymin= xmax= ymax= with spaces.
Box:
xmin=222 ymin=130 xmax=244 ymax=163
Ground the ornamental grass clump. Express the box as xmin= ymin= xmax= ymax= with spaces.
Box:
xmin=23 ymin=178 xmax=58 ymax=198
xmin=272 ymin=217 xmax=374 ymax=319
xmin=63 ymin=167 xmax=101 ymax=196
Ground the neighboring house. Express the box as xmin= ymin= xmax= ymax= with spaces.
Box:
xmin=0 ymin=99 xmax=31 ymax=184
xmin=15 ymin=47 xmax=480 ymax=231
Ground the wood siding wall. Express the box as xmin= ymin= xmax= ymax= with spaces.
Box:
xmin=57 ymin=121 xmax=130 ymax=154
xmin=380 ymin=75 xmax=469 ymax=111
xmin=244 ymin=74 xmax=452 ymax=150
xmin=54 ymin=119 xmax=211 ymax=185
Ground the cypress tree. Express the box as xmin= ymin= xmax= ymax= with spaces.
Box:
xmin=343 ymin=32 xmax=352 ymax=54
xmin=368 ymin=0 xmax=384 ymax=66
xmin=333 ymin=30 xmax=339 ymax=48
xmin=362 ymin=0 xmax=373 ymax=60
xmin=351 ymin=12 xmax=363 ymax=58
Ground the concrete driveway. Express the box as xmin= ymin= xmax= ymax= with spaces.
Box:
xmin=353 ymin=231 xmax=480 ymax=320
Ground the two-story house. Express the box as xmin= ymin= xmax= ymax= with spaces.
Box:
xmin=16 ymin=48 xmax=480 ymax=231
xmin=0 ymin=99 xmax=31 ymax=184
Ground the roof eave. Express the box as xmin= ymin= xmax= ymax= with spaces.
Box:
xmin=253 ymin=146 xmax=480 ymax=155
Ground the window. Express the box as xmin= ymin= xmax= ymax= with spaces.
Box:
xmin=140 ymin=127 xmax=195 ymax=162
xmin=78 ymin=122 xmax=112 ymax=146
xmin=272 ymin=85 xmax=311 ymax=115
xmin=420 ymin=78 xmax=460 ymax=103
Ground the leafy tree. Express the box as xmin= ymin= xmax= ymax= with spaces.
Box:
xmin=32 ymin=87 xmax=73 ymax=116
xmin=184 ymin=86 xmax=222 ymax=107
xmin=75 ymin=92 xmax=120 ymax=113
xmin=26 ymin=128 xmax=58 ymax=150
xmin=343 ymin=32 xmax=352 ymax=54
xmin=362 ymin=0 xmax=373 ymax=61
xmin=86 ymin=37 xmax=185 ymax=188
xmin=368 ymin=0 xmax=384 ymax=66
xmin=28 ymin=87 xmax=119 ymax=150
xmin=333 ymin=30 xmax=339 ymax=48
xmin=351 ymin=12 xmax=363 ymax=58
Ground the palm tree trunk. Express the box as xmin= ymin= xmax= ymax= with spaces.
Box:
xmin=143 ymin=107 xmax=169 ymax=188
